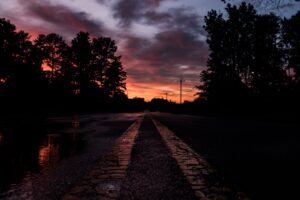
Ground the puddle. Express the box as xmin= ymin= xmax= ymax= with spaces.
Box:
xmin=0 ymin=117 xmax=84 ymax=193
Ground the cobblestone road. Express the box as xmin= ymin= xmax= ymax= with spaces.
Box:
xmin=63 ymin=116 xmax=143 ymax=200
xmin=62 ymin=114 xmax=250 ymax=200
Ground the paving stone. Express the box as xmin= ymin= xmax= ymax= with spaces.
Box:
xmin=153 ymin=118 xmax=251 ymax=200
xmin=118 ymin=116 xmax=197 ymax=200
xmin=62 ymin=117 xmax=143 ymax=200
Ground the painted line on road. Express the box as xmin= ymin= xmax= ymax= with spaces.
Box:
xmin=152 ymin=118 xmax=251 ymax=200
xmin=63 ymin=115 xmax=144 ymax=200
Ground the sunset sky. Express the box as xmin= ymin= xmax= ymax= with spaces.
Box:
xmin=0 ymin=0 xmax=299 ymax=102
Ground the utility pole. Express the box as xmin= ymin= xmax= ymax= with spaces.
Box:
xmin=179 ymin=78 xmax=184 ymax=104
xmin=165 ymin=92 xmax=168 ymax=101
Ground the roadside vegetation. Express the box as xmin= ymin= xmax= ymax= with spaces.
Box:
xmin=195 ymin=2 xmax=300 ymax=117
xmin=1 ymin=1 xmax=300 ymax=118
xmin=0 ymin=18 xmax=127 ymax=115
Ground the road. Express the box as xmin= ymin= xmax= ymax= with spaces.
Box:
xmin=1 ymin=112 xmax=299 ymax=199
xmin=0 ymin=113 xmax=141 ymax=199
xmin=152 ymin=112 xmax=300 ymax=200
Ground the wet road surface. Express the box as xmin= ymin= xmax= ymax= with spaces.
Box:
xmin=152 ymin=112 xmax=300 ymax=200
xmin=62 ymin=113 xmax=249 ymax=200
xmin=119 ymin=116 xmax=197 ymax=200
xmin=63 ymin=116 xmax=143 ymax=200
xmin=1 ymin=112 xmax=299 ymax=199
xmin=0 ymin=113 xmax=142 ymax=199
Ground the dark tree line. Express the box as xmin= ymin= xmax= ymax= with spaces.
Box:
xmin=197 ymin=3 xmax=300 ymax=114
xmin=221 ymin=0 xmax=300 ymax=10
xmin=0 ymin=18 xmax=127 ymax=114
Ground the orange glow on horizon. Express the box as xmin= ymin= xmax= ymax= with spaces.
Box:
xmin=126 ymin=87 xmax=196 ymax=103
xmin=20 ymin=28 xmax=198 ymax=104
xmin=40 ymin=65 xmax=197 ymax=103
xmin=126 ymin=77 xmax=196 ymax=103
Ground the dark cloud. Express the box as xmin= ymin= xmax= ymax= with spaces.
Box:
xmin=96 ymin=0 xmax=109 ymax=3
xmin=113 ymin=0 xmax=207 ymax=89
xmin=20 ymin=0 xmax=106 ymax=39
xmin=124 ymin=36 xmax=151 ymax=58
xmin=112 ymin=0 xmax=206 ymax=39
xmin=1 ymin=0 xmax=209 ymax=101
xmin=144 ymin=9 xmax=205 ymax=36
xmin=112 ymin=0 xmax=207 ymax=82
xmin=168 ymin=9 xmax=206 ymax=36
xmin=126 ymin=68 xmax=156 ymax=83
xmin=113 ymin=0 xmax=171 ymax=26
xmin=122 ymin=29 xmax=208 ymax=87
xmin=113 ymin=0 xmax=144 ymax=26
xmin=113 ymin=0 xmax=147 ymax=26
xmin=143 ymin=11 xmax=172 ymax=24
xmin=127 ymin=29 xmax=208 ymax=67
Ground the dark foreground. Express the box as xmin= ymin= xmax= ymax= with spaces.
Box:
xmin=0 ymin=112 xmax=299 ymax=200
xmin=0 ymin=113 xmax=142 ymax=199
xmin=152 ymin=113 xmax=300 ymax=200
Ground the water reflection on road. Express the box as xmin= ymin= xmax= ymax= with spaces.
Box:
xmin=38 ymin=135 xmax=61 ymax=168
xmin=0 ymin=113 xmax=142 ymax=199
xmin=38 ymin=118 xmax=82 ymax=169
xmin=0 ymin=117 xmax=83 ymax=193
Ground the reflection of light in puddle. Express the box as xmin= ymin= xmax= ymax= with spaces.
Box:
xmin=38 ymin=134 xmax=61 ymax=168
xmin=38 ymin=145 xmax=60 ymax=168
xmin=39 ymin=146 xmax=49 ymax=161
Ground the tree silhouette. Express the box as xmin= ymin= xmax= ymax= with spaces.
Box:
xmin=0 ymin=19 xmax=33 ymax=81
xmin=283 ymin=11 xmax=300 ymax=81
xmin=197 ymin=6 xmax=251 ymax=109
xmin=251 ymin=13 xmax=285 ymax=96
xmin=282 ymin=11 xmax=300 ymax=109
xmin=35 ymin=33 xmax=75 ymax=102
xmin=0 ymin=18 xmax=45 ymax=110
xmin=91 ymin=37 xmax=117 ymax=88
xmin=34 ymin=33 xmax=69 ymax=81
xmin=0 ymin=18 xmax=128 ymax=114
xmin=71 ymin=32 xmax=127 ymax=105
xmin=197 ymin=3 xmax=298 ymax=113
xmin=103 ymin=56 xmax=127 ymax=98
xmin=0 ymin=18 xmax=16 ymax=81
xmin=221 ymin=0 xmax=300 ymax=10
xmin=71 ymin=32 xmax=94 ymax=99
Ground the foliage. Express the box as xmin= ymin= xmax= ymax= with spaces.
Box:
xmin=0 ymin=18 xmax=127 ymax=113
xmin=197 ymin=3 xmax=300 ymax=113
xmin=221 ymin=0 xmax=300 ymax=11
xmin=283 ymin=11 xmax=300 ymax=80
